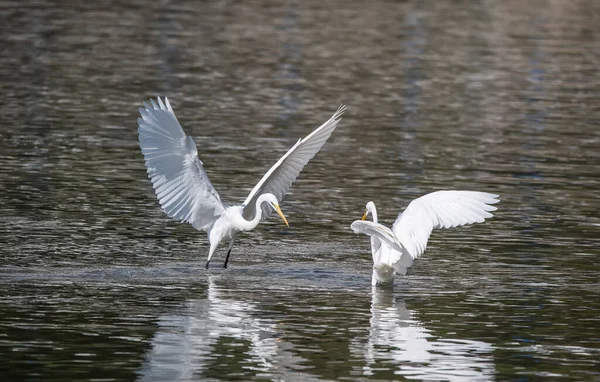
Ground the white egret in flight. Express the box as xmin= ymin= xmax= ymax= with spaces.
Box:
xmin=351 ymin=191 xmax=499 ymax=286
xmin=138 ymin=97 xmax=346 ymax=268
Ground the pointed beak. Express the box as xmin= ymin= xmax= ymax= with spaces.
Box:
xmin=273 ymin=203 xmax=289 ymax=227
xmin=362 ymin=210 xmax=368 ymax=221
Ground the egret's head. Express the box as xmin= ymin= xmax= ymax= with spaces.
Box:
xmin=362 ymin=201 xmax=376 ymax=220
xmin=263 ymin=194 xmax=289 ymax=227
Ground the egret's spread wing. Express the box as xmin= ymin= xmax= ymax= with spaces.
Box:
xmin=242 ymin=105 xmax=346 ymax=220
xmin=350 ymin=220 xmax=404 ymax=254
xmin=391 ymin=191 xmax=500 ymax=259
xmin=138 ymin=97 xmax=225 ymax=230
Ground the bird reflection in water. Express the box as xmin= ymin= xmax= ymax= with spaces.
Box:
xmin=350 ymin=287 xmax=496 ymax=381
xmin=139 ymin=277 xmax=496 ymax=381
xmin=138 ymin=276 xmax=309 ymax=381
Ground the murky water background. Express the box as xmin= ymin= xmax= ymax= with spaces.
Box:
xmin=1 ymin=0 xmax=599 ymax=380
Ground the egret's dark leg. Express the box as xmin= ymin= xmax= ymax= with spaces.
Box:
xmin=223 ymin=249 xmax=232 ymax=268
xmin=223 ymin=236 xmax=237 ymax=268
xmin=205 ymin=260 xmax=210 ymax=269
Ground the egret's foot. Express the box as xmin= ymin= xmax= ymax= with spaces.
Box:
xmin=205 ymin=261 xmax=210 ymax=269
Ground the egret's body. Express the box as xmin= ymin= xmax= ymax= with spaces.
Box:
xmin=138 ymin=97 xmax=345 ymax=268
xmin=351 ymin=191 xmax=500 ymax=286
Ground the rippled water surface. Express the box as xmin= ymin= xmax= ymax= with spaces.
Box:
xmin=1 ymin=1 xmax=599 ymax=381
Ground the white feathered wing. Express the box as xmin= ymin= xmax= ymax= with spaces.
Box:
xmin=350 ymin=221 xmax=403 ymax=254
xmin=242 ymin=105 xmax=346 ymax=221
xmin=138 ymin=97 xmax=226 ymax=231
xmin=392 ymin=191 xmax=500 ymax=259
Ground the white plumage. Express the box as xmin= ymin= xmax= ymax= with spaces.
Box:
xmin=138 ymin=97 xmax=225 ymax=231
xmin=351 ymin=191 xmax=499 ymax=286
xmin=138 ymin=97 xmax=346 ymax=268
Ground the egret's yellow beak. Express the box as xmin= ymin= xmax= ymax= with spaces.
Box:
xmin=273 ymin=203 xmax=289 ymax=227
xmin=362 ymin=210 xmax=368 ymax=220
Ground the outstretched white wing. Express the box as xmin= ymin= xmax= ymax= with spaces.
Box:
xmin=392 ymin=191 xmax=500 ymax=259
xmin=350 ymin=220 xmax=404 ymax=254
xmin=242 ymin=105 xmax=346 ymax=220
xmin=138 ymin=97 xmax=225 ymax=231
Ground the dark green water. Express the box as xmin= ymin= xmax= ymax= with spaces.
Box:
xmin=1 ymin=1 xmax=599 ymax=381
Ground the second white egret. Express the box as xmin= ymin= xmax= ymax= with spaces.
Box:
xmin=351 ymin=191 xmax=500 ymax=286
xmin=138 ymin=97 xmax=346 ymax=268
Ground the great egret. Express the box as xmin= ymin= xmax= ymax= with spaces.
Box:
xmin=350 ymin=191 xmax=500 ymax=286
xmin=138 ymin=97 xmax=346 ymax=268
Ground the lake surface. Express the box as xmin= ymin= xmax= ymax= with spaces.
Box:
xmin=1 ymin=0 xmax=599 ymax=380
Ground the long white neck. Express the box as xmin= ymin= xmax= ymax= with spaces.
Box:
xmin=238 ymin=194 xmax=271 ymax=231
xmin=369 ymin=203 xmax=378 ymax=223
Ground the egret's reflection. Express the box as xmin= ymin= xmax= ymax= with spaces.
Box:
xmin=138 ymin=275 xmax=308 ymax=381
xmin=351 ymin=288 xmax=496 ymax=381
xmin=140 ymin=277 xmax=496 ymax=381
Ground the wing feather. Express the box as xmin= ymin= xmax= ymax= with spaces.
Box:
xmin=392 ymin=191 xmax=499 ymax=259
xmin=138 ymin=97 xmax=225 ymax=230
xmin=350 ymin=220 xmax=404 ymax=254
xmin=242 ymin=105 xmax=346 ymax=220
